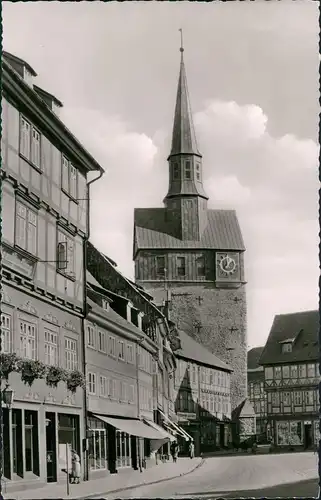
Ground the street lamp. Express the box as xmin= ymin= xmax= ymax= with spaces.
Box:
xmin=2 ymin=383 xmax=14 ymax=409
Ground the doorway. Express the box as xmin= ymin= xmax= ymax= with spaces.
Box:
xmin=46 ymin=412 xmax=57 ymax=482
xmin=304 ymin=423 xmax=312 ymax=449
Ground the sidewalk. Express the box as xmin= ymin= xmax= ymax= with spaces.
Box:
xmin=6 ymin=458 xmax=204 ymax=500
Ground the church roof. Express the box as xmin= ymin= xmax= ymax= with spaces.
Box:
xmin=134 ymin=207 xmax=245 ymax=255
xmin=175 ymin=329 xmax=232 ymax=372
xmin=169 ymin=48 xmax=200 ymax=158
xmin=259 ymin=310 xmax=319 ymax=366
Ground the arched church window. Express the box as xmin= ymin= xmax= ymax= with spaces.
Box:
xmin=173 ymin=163 xmax=179 ymax=179
xmin=185 ymin=161 xmax=191 ymax=179
xmin=196 ymin=163 xmax=201 ymax=181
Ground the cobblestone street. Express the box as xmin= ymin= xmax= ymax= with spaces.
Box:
xmin=99 ymin=452 xmax=318 ymax=499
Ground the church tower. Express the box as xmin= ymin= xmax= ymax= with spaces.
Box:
xmin=133 ymin=38 xmax=247 ymax=412
xmin=164 ymin=41 xmax=208 ymax=241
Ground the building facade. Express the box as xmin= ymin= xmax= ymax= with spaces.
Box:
xmin=1 ymin=52 xmax=103 ymax=491
xmin=173 ymin=329 xmax=233 ymax=456
xmin=133 ymin=45 xmax=247 ymax=412
xmin=247 ymin=347 xmax=267 ymax=439
xmin=85 ymin=244 xmax=181 ymax=468
xmin=260 ymin=310 xmax=319 ymax=449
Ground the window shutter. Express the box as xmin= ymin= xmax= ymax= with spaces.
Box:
xmin=31 ymin=128 xmax=41 ymax=167
xmin=27 ymin=210 xmax=37 ymax=255
xmin=69 ymin=164 xmax=77 ymax=198
xmin=15 ymin=203 xmax=27 ymax=249
xmin=62 ymin=156 xmax=69 ymax=192
xmin=57 ymin=241 xmax=68 ymax=270
xmin=66 ymin=238 xmax=75 ymax=274
xmin=20 ymin=118 xmax=31 ymax=159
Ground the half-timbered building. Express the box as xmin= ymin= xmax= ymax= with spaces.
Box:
xmin=247 ymin=347 xmax=267 ymax=440
xmin=259 ymin=310 xmax=319 ymax=449
xmin=1 ymin=52 xmax=104 ymax=492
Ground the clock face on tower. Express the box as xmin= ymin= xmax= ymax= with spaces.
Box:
xmin=216 ymin=252 xmax=240 ymax=281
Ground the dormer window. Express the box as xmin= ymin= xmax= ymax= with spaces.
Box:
xmin=185 ymin=161 xmax=191 ymax=180
xmin=101 ymin=299 xmax=109 ymax=311
xmin=23 ymin=67 xmax=34 ymax=86
xmin=282 ymin=342 xmax=292 ymax=353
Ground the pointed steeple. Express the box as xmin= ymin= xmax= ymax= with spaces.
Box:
xmin=164 ymin=32 xmax=208 ymax=242
xmin=169 ymin=29 xmax=201 ymax=159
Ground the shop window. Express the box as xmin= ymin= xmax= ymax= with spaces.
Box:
xmin=88 ymin=425 xmax=107 ymax=470
xmin=58 ymin=414 xmax=80 ymax=457
xmin=116 ymin=431 xmax=131 ymax=468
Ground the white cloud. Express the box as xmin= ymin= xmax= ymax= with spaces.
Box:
xmin=58 ymin=98 xmax=318 ymax=349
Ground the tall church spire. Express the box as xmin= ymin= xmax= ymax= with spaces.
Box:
xmin=169 ymin=29 xmax=201 ymax=158
xmin=164 ymin=31 xmax=208 ymax=241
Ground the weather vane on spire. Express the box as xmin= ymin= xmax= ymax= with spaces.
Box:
xmin=179 ymin=28 xmax=184 ymax=53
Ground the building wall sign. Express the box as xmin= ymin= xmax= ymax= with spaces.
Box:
xmin=177 ymin=412 xmax=197 ymax=421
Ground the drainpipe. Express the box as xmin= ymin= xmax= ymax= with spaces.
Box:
xmin=82 ymin=168 xmax=104 ymax=482
xmin=136 ymin=338 xmax=145 ymax=473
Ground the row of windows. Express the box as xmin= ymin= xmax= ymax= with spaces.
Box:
xmin=248 ymin=381 xmax=265 ymax=397
xmin=140 ymin=386 xmax=153 ymax=411
xmin=137 ymin=346 xmax=154 ymax=374
xmin=177 ymin=362 xmax=230 ymax=389
xmin=13 ymin=199 xmax=76 ymax=278
xmin=176 ymin=390 xmax=230 ymax=415
xmin=86 ymin=325 xmax=134 ymax=363
xmin=269 ymin=389 xmax=316 ymax=406
xmin=265 ymin=363 xmax=318 ymax=381
xmin=171 ymin=160 xmax=201 ymax=182
xmin=155 ymin=255 xmax=205 ymax=277
xmin=20 ymin=115 xmax=78 ymax=200
xmin=87 ymin=371 xmax=135 ymax=403
xmin=1 ymin=312 xmax=78 ymax=371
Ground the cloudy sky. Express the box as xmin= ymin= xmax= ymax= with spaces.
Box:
xmin=3 ymin=1 xmax=319 ymax=349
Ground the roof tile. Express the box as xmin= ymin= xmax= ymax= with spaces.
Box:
xmin=259 ymin=310 xmax=319 ymax=365
xmin=134 ymin=208 xmax=245 ymax=253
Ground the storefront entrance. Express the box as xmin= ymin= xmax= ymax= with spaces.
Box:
xmin=46 ymin=412 xmax=57 ymax=482
xmin=304 ymin=423 xmax=313 ymax=449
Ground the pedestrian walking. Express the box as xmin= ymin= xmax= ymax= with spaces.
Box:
xmin=188 ymin=439 xmax=195 ymax=459
xmin=71 ymin=449 xmax=81 ymax=484
xmin=170 ymin=441 xmax=179 ymax=463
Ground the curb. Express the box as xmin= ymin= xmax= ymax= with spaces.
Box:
xmin=74 ymin=458 xmax=206 ymax=499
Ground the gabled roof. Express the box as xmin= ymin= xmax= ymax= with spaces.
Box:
xmin=259 ymin=310 xmax=319 ymax=365
xmin=247 ymin=346 xmax=264 ymax=370
xmin=134 ymin=208 xmax=245 ymax=255
xmin=232 ymin=398 xmax=255 ymax=420
xmin=175 ymin=330 xmax=232 ymax=372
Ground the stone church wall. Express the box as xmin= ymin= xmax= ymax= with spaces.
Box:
xmin=142 ymin=281 xmax=247 ymax=411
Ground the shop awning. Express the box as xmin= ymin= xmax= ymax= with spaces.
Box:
xmin=143 ymin=419 xmax=175 ymax=442
xmin=158 ymin=410 xmax=192 ymax=441
xmin=93 ymin=414 xmax=164 ymax=440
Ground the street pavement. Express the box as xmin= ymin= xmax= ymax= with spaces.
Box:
xmin=96 ymin=452 xmax=318 ymax=499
